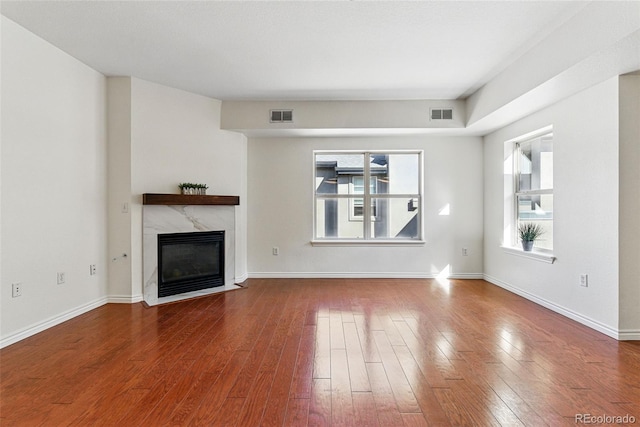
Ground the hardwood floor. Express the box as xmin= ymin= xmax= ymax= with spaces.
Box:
xmin=1 ymin=278 xmax=639 ymax=426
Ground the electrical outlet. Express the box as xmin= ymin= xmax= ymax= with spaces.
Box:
xmin=462 ymin=247 xmax=468 ymax=256
xmin=272 ymin=247 xmax=279 ymax=256
xmin=580 ymin=274 xmax=588 ymax=287
xmin=12 ymin=283 xmax=22 ymax=298
xmin=57 ymin=272 xmax=66 ymax=285
xmin=90 ymin=264 xmax=97 ymax=275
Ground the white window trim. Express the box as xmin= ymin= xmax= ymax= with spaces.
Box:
xmin=501 ymin=246 xmax=556 ymax=264
xmin=312 ymin=239 xmax=426 ymax=246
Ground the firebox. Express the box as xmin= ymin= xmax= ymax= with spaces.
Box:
xmin=157 ymin=231 xmax=225 ymax=297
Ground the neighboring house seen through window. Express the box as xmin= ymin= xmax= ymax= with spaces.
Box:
xmin=314 ymin=151 xmax=423 ymax=241
xmin=351 ymin=176 xmax=378 ymax=219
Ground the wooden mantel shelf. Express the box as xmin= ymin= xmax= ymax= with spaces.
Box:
xmin=142 ymin=193 xmax=240 ymax=206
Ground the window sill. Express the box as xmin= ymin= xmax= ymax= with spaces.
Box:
xmin=501 ymin=246 xmax=556 ymax=264
xmin=312 ymin=239 xmax=425 ymax=247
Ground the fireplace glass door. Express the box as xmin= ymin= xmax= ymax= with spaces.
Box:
xmin=157 ymin=231 xmax=224 ymax=297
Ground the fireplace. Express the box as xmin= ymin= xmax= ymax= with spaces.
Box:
xmin=143 ymin=202 xmax=239 ymax=306
xmin=157 ymin=231 xmax=225 ymax=297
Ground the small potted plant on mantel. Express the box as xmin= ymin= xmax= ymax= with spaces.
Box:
xmin=518 ymin=222 xmax=544 ymax=252
xmin=178 ymin=182 xmax=209 ymax=195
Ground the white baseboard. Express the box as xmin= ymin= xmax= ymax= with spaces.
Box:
xmin=250 ymin=272 xmax=432 ymax=279
xmin=0 ymin=296 xmax=109 ymax=349
xmin=618 ymin=330 xmax=640 ymax=341
xmin=483 ymin=274 xmax=622 ymax=340
xmin=248 ymin=272 xmax=484 ymax=280
xmin=107 ymin=294 xmax=143 ymax=304
xmin=448 ymin=273 xmax=485 ymax=279
xmin=235 ymin=273 xmax=249 ymax=283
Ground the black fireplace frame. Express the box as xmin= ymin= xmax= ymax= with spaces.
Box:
xmin=157 ymin=230 xmax=225 ymax=298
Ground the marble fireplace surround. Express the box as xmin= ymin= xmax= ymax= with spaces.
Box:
xmin=142 ymin=194 xmax=241 ymax=306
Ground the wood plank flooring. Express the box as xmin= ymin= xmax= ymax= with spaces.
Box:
xmin=1 ymin=278 xmax=639 ymax=426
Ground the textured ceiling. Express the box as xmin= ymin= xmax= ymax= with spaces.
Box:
xmin=1 ymin=1 xmax=588 ymax=101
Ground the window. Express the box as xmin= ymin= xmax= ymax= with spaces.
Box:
xmin=350 ymin=176 xmax=377 ymax=219
xmin=514 ymin=132 xmax=553 ymax=251
xmin=314 ymin=151 xmax=423 ymax=242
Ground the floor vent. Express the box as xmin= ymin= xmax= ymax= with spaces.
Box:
xmin=430 ymin=108 xmax=453 ymax=120
xmin=270 ymin=109 xmax=293 ymax=123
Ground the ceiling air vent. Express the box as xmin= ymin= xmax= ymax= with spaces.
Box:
xmin=430 ymin=108 xmax=453 ymax=120
xmin=270 ymin=109 xmax=293 ymax=123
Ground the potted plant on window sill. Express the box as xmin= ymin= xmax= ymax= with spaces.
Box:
xmin=518 ymin=223 xmax=544 ymax=252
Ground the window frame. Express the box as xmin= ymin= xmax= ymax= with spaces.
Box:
xmin=510 ymin=130 xmax=554 ymax=255
xmin=312 ymin=150 xmax=424 ymax=245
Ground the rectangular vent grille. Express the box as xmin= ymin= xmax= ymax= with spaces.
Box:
xmin=430 ymin=108 xmax=453 ymax=120
xmin=270 ymin=109 xmax=293 ymax=123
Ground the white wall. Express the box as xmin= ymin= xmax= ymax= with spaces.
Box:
xmin=222 ymin=100 xmax=466 ymax=134
xmin=484 ymin=77 xmax=621 ymax=337
xmin=618 ymin=74 xmax=640 ymax=334
xmin=1 ymin=16 xmax=4 ymax=348
xmin=1 ymin=17 xmax=108 ymax=345
xmin=129 ymin=78 xmax=248 ymax=291
xmin=107 ymin=77 xmax=134 ymax=300
xmin=107 ymin=77 xmax=249 ymax=298
xmin=0 ymin=20 xmax=248 ymax=345
xmin=247 ymin=136 xmax=483 ymax=277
